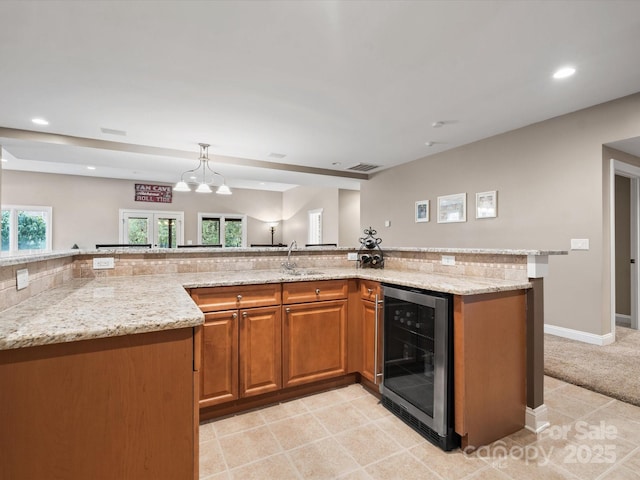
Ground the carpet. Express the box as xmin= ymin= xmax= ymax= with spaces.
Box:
xmin=544 ymin=326 xmax=640 ymax=406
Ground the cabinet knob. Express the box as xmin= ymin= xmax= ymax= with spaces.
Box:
xmin=315 ymin=288 xmax=321 ymax=295
xmin=285 ymin=307 xmax=291 ymax=314
xmin=232 ymin=313 xmax=238 ymax=319
xmin=367 ymin=288 xmax=373 ymax=294
xmin=237 ymin=294 xmax=243 ymax=301
xmin=242 ymin=312 xmax=248 ymax=318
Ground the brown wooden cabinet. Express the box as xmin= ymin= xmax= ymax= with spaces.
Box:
xmin=191 ymin=284 xmax=282 ymax=408
xmin=359 ymin=280 xmax=383 ymax=384
xmin=239 ymin=305 xmax=282 ymax=397
xmin=201 ymin=310 xmax=239 ymax=406
xmin=0 ymin=328 xmax=197 ymax=480
xmin=282 ymin=280 xmax=348 ymax=388
xmin=454 ymin=290 xmax=527 ymax=449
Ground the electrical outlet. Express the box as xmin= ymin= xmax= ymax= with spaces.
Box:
xmin=384 ymin=220 xmax=391 ymax=227
xmin=347 ymin=252 xmax=358 ymax=261
xmin=441 ymin=255 xmax=456 ymax=266
xmin=570 ymin=239 xmax=589 ymax=250
xmin=93 ymin=257 xmax=115 ymax=269
xmin=16 ymin=268 xmax=29 ymax=290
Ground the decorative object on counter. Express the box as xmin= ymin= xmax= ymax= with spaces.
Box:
xmin=357 ymin=227 xmax=384 ymax=268
xmin=437 ymin=193 xmax=466 ymax=223
xmin=71 ymin=244 xmax=79 ymax=249
xmin=476 ymin=190 xmax=498 ymax=219
xmin=415 ymin=200 xmax=429 ymax=223
xmin=173 ymin=143 xmax=232 ymax=195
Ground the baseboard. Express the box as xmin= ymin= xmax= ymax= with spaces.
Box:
xmin=544 ymin=324 xmax=615 ymax=346
xmin=525 ymin=404 xmax=550 ymax=434
xmin=616 ymin=314 xmax=631 ymax=327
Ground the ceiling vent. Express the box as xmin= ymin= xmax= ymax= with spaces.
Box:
xmin=347 ymin=163 xmax=380 ymax=172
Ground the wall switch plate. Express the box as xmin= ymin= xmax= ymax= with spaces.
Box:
xmin=570 ymin=239 xmax=589 ymax=250
xmin=347 ymin=252 xmax=358 ymax=261
xmin=16 ymin=268 xmax=29 ymax=290
xmin=442 ymin=255 xmax=456 ymax=266
xmin=93 ymin=257 xmax=115 ymax=269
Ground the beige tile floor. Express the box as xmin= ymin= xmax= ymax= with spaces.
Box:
xmin=199 ymin=377 xmax=640 ymax=479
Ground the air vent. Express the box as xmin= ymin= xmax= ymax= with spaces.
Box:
xmin=100 ymin=127 xmax=127 ymax=136
xmin=347 ymin=163 xmax=380 ymax=172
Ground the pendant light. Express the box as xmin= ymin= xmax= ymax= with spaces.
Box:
xmin=173 ymin=143 xmax=232 ymax=195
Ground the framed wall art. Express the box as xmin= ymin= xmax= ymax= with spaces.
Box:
xmin=476 ymin=190 xmax=497 ymax=219
xmin=415 ymin=200 xmax=429 ymax=223
xmin=437 ymin=193 xmax=466 ymax=223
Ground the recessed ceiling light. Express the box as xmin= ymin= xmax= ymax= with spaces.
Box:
xmin=425 ymin=141 xmax=435 ymax=147
xmin=553 ymin=66 xmax=576 ymax=79
xmin=87 ymin=166 xmax=96 ymax=170
xmin=432 ymin=121 xmax=444 ymax=128
xmin=268 ymin=152 xmax=286 ymax=159
xmin=332 ymin=162 xmax=342 ymax=166
xmin=32 ymin=118 xmax=49 ymax=126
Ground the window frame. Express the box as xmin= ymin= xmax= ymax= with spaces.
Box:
xmin=197 ymin=212 xmax=247 ymax=248
xmin=118 ymin=209 xmax=184 ymax=248
xmin=1 ymin=205 xmax=53 ymax=254
xmin=308 ymin=208 xmax=323 ymax=245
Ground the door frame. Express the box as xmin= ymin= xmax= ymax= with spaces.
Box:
xmin=610 ymin=159 xmax=640 ymax=333
xmin=119 ymin=209 xmax=184 ymax=247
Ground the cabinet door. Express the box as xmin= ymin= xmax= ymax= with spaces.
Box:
xmin=282 ymin=300 xmax=347 ymax=387
xmin=239 ymin=306 xmax=282 ymax=397
xmin=361 ymin=299 xmax=383 ymax=384
xmin=200 ymin=310 xmax=238 ymax=407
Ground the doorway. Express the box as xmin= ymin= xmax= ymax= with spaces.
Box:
xmin=119 ymin=209 xmax=184 ymax=248
xmin=611 ymin=161 xmax=640 ymax=332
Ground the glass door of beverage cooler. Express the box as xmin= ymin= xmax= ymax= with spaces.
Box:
xmin=382 ymin=285 xmax=450 ymax=436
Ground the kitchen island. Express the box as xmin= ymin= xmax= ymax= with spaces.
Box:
xmin=0 ymin=247 xmax=564 ymax=477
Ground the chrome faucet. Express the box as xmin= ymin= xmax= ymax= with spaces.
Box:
xmin=282 ymin=240 xmax=297 ymax=271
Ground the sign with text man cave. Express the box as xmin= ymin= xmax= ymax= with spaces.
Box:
xmin=135 ymin=184 xmax=173 ymax=203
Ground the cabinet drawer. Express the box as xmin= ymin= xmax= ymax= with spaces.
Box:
xmin=191 ymin=284 xmax=281 ymax=312
xmin=282 ymin=280 xmax=348 ymax=304
xmin=359 ymin=280 xmax=381 ymax=301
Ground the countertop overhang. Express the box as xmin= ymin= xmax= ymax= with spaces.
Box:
xmin=0 ymin=267 xmax=532 ymax=351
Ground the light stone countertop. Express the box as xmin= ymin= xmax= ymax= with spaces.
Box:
xmin=0 ymin=246 xmax=567 ymax=267
xmin=0 ymin=267 xmax=532 ymax=351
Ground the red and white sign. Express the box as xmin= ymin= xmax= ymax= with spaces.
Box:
xmin=134 ymin=183 xmax=173 ymax=203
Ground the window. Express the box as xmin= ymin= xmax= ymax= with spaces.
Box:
xmin=198 ymin=213 xmax=247 ymax=248
xmin=1 ymin=205 xmax=53 ymax=253
xmin=308 ymin=208 xmax=323 ymax=245
xmin=119 ymin=210 xmax=184 ymax=248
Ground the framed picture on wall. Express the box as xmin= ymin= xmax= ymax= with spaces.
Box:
xmin=476 ymin=190 xmax=498 ymax=219
xmin=415 ymin=200 xmax=429 ymax=223
xmin=437 ymin=193 xmax=466 ymax=223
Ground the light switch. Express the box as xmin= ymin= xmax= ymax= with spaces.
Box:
xmin=93 ymin=257 xmax=115 ymax=269
xmin=442 ymin=255 xmax=456 ymax=266
xmin=570 ymin=239 xmax=589 ymax=251
xmin=16 ymin=269 xmax=29 ymax=290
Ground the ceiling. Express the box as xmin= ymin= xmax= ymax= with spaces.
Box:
xmin=1 ymin=1 xmax=640 ymax=192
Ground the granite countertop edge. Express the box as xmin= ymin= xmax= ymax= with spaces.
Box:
xmin=0 ymin=246 xmax=568 ymax=267
xmin=0 ymin=268 xmax=532 ymax=351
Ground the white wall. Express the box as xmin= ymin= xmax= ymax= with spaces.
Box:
xmin=2 ymin=171 xmax=284 ymax=249
xmin=361 ymin=92 xmax=640 ymax=338
xmin=282 ymin=186 xmax=340 ymax=246
xmin=339 ymin=189 xmax=361 ymax=247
